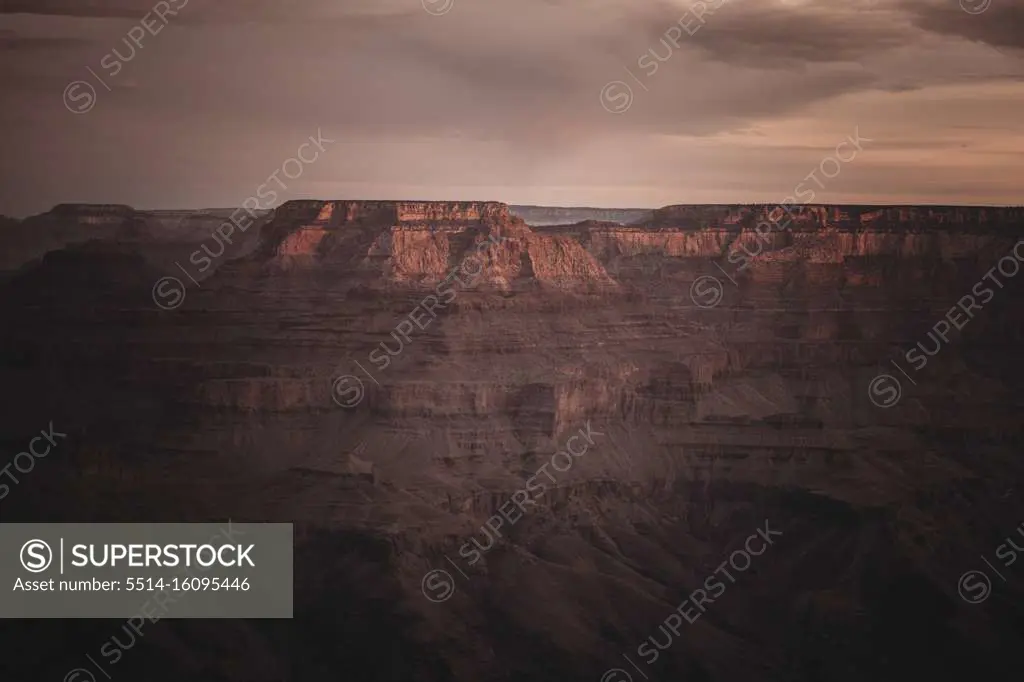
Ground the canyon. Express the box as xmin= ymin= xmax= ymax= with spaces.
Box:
xmin=1 ymin=200 xmax=1023 ymax=682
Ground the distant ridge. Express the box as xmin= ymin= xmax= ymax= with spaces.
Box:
xmin=510 ymin=205 xmax=653 ymax=226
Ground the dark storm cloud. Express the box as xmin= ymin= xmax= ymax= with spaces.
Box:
xmin=636 ymin=0 xmax=914 ymax=67
xmin=0 ymin=0 xmax=416 ymax=21
xmin=0 ymin=0 xmax=163 ymax=18
xmin=903 ymin=0 xmax=1024 ymax=51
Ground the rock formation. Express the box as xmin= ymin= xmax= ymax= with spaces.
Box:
xmin=0 ymin=204 xmax=273 ymax=277
xmin=1 ymin=200 xmax=1023 ymax=682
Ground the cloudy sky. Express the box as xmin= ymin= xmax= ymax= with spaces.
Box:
xmin=0 ymin=0 xmax=1021 ymax=216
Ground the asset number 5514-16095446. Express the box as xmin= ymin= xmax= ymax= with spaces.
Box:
xmin=125 ymin=576 xmax=250 ymax=591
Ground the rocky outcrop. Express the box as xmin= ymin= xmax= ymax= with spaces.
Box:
xmin=650 ymin=203 xmax=1024 ymax=231
xmin=397 ymin=201 xmax=509 ymax=224
xmin=49 ymin=203 xmax=135 ymax=224
xmin=0 ymin=204 xmax=273 ymax=275
xmin=253 ymin=200 xmax=611 ymax=290
xmin=271 ymin=200 xmax=508 ymax=227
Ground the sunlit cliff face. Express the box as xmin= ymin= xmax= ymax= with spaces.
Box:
xmin=0 ymin=0 xmax=1022 ymax=216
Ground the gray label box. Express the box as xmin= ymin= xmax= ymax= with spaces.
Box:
xmin=1 ymin=523 xmax=292 ymax=618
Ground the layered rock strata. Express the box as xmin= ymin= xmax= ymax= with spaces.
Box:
xmin=1 ymin=200 xmax=1023 ymax=682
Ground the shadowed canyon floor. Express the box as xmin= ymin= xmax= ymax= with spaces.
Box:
xmin=1 ymin=200 xmax=1024 ymax=681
